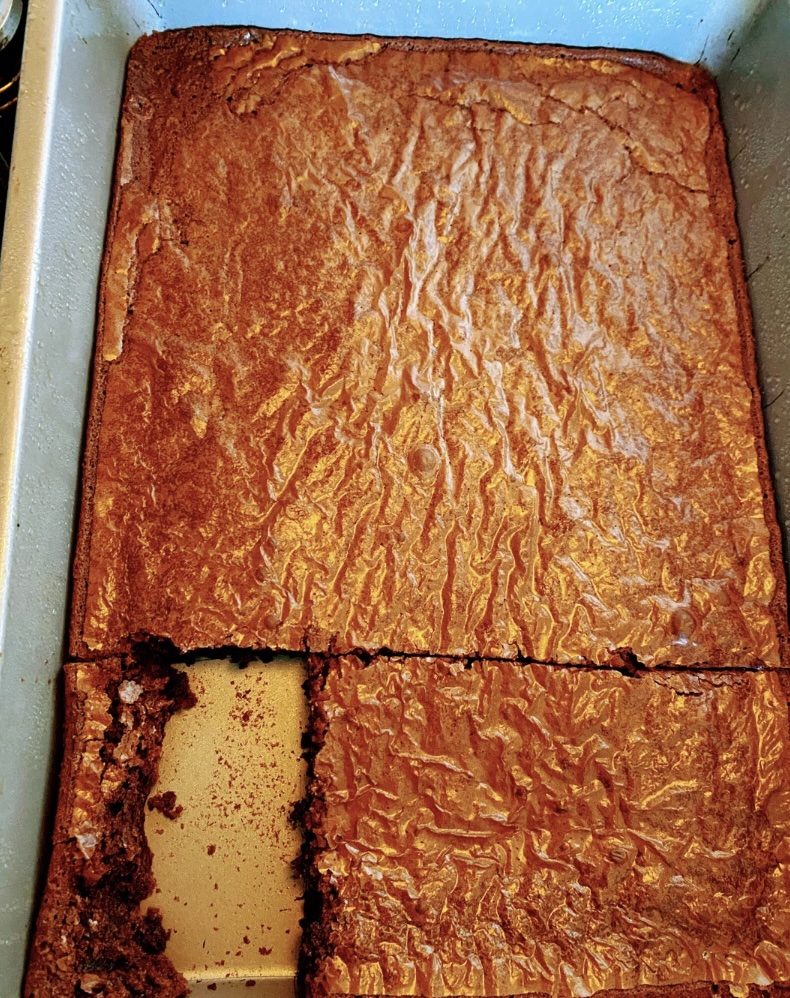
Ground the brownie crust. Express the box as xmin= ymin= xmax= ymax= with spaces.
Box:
xmin=301 ymin=654 xmax=790 ymax=998
xmin=350 ymin=988 xmax=790 ymax=998
xmin=69 ymin=28 xmax=788 ymax=668
xmin=24 ymin=658 xmax=194 ymax=998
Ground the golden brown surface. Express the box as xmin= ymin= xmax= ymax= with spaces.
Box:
xmin=306 ymin=655 xmax=790 ymax=997
xmin=72 ymin=28 xmax=787 ymax=666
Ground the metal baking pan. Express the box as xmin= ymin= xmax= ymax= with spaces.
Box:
xmin=0 ymin=0 xmax=787 ymax=993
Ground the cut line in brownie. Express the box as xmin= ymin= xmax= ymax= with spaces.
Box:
xmin=69 ymin=28 xmax=787 ymax=667
xmin=300 ymin=653 xmax=790 ymax=997
xmin=24 ymin=657 xmax=194 ymax=998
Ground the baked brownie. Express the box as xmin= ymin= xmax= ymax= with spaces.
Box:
xmin=70 ymin=28 xmax=787 ymax=668
xmin=301 ymin=654 xmax=790 ymax=997
xmin=24 ymin=658 xmax=193 ymax=998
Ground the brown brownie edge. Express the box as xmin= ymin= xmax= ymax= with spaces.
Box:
xmin=298 ymin=654 xmax=345 ymax=998
xmin=23 ymin=657 xmax=194 ymax=998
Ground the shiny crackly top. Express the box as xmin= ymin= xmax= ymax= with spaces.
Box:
xmin=310 ymin=655 xmax=790 ymax=997
xmin=76 ymin=29 xmax=783 ymax=665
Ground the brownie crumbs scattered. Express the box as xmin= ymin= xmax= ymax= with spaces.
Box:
xmin=147 ymin=790 xmax=183 ymax=820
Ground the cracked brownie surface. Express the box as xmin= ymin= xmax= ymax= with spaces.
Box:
xmin=302 ymin=654 xmax=790 ymax=997
xmin=70 ymin=29 xmax=787 ymax=667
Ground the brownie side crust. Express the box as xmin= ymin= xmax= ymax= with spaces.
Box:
xmin=300 ymin=654 xmax=790 ymax=998
xmin=24 ymin=657 xmax=194 ymax=998
xmin=298 ymin=654 xmax=343 ymax=998
xmin=69 ymin=28 xmax=787 ymax=668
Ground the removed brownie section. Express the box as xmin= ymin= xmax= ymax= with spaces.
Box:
xmin=24 ymin=658 xmax=194 ymax=998
xmin=144 ymin=656 xmax=307 ymax=981
xmin=301 ymin=654 xmax=790 ymax=997
xmin=71 ymin=28 xmax=786 ymax=667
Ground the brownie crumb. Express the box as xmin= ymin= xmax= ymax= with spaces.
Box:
xmin=207 ymin=843 xmax=216 ymax=856
xmin=136 ymin=907 xmax=171 ymax=954
xmin=148 ymin=790 xmax=183 ymax=820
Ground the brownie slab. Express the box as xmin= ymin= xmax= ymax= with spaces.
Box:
xmin=71 ymin=28 xmax=787 ymax=666
xmin=301 ymin=654 xmax=790 ymax=997
xmin=24 ymin=658 xmax=193 ymax=998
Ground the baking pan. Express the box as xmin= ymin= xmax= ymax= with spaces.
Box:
xmin=146 ymin=657 xmax=306 ymax=994
xmin=0 ymin=0 xmax=787 ymax=993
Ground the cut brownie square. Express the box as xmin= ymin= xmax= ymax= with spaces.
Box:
xmin=71 ymin=28 xmax=787 ymax=667
xmin=24 ymin=658 xmax=194 ymax=998
xmin=301 ymin=654 xmax=790 ymax=997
